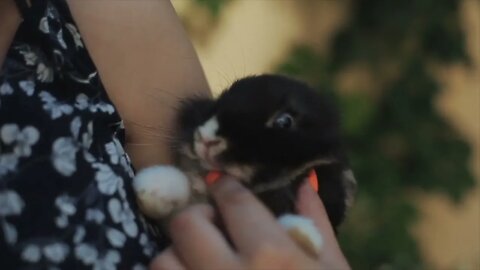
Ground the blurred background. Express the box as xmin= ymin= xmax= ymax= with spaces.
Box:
xmin=172 ymin=0 xmax=479 ymax=269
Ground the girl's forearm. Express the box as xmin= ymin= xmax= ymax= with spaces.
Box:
xmin=67 ymin=0 xmax=211 ymax=169
xmin=0 ymin=0 xmax=21 ymax=67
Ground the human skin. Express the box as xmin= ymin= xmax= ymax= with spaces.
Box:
xmin=150 ymin=179 xmax=351 ymax=270
xmin=0 ymin=1 xmax=351 ymax=269
xmin=67 ymin=0 xmax=212 ymax=169
xmin=0 ymin=0 xmax=21 ymax=67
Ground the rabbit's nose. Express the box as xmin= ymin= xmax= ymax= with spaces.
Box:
xmin=194 ymin=130 xmax=222 ymax=147
xmin=204 ymin=138 xmax=222 ymax=147
xmin=195 ymin=116 xmax=220 ymax=144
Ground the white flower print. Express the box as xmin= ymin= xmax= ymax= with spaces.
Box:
xmin=57 ymin=29 xmax=67 ymax=49
xmin=75 ymin=243 xmax=98 ymax=265
xmin=37 ymin=62 xmax=54 ymax=83
xmin=53 ymin=49 xmax=64 ymax=67
xmin=93 ymin=250 xmax=120 ymax=270
xmin=108 ymin=198 xmax=138 ymax=238
xmin=39 ymin=91 xmax=74 ymax=119
xmin=54 ymin=195 xmax=76 ymax=228
xmin=93 ymin=163 xmax=122 ymax=195
xmin=83 ymin=151 xmax=96 ymax=164
xmin=69 ymin=71 xmax=97 ymax=85
xmin=139 ymin=233 xmax=155 ymax=257
xmin=39 ymin=17 xmax=50 ymax=34
xmin=0 ymin=190 xmax=25 ymax=216
xmin=52 ymin=137 xmax=78 ymax=176
xmin=133 ymin=264 xmax=147 ymax=270
xmin=43 ymin=242 xmax=69 ymax=263
xmin=55 ymin=214 xmax=68 ymax=228
xmin=22 ymin=244 xmax=42 ymax=263
xmin=122 ymin=213 xmax=138 ymax=238
xmin=105 ymin=141 xmax=120 ymax=165
xmin=90 ymin=102 xmax=115 ymax=115
xmin=46 ymin=3 xmax=57 ymax=19
xmin=0 ymin=124 xmax=40 ymax=157
xmin=2 ymin=221 xmax=18 ymax=244
xmin=82 ymin=122 xmax=93 ymax=149
xmin=0 ymin=0 xmax=153 ymax=266
xmin=1 ymin=124 xmax=19 ymax=144
xmin=70 ymin=117 xmax=81 ymax=140
xmin=86 ymin=208 xmax=105 ymax=224
xmin=139 ymin=233 xmax=148 ymax=246
xmin=73 ymin=226 xmax=86 ymax=244
xmin=122 ymin=155 xmax=135 ymax=178
xmin=0 ymin=153 xmax=19 ymax=176
xmin=19 ymin=80 xmax=35 ymax=96
xmin=55 ymin=194 xmax=76 ymax=216
xmin=74 ymin=93 xmax=89 ymax=110
xmin=108 ymin=198 xmax=122 ymax=223
xmin=105 ymin=138 xmax=134 ymax=177
xmin=19 ymin=50 xmax=38 ymax=66
xmin=0 ymin=82 xmax=14 ymax=95
xmin=106 ymin=227 xmax=127 ymax=248
xmin=74 ymin=93 xmax=115 ymax=114
xmin=66 ymin=23 xmax=84 ymax=48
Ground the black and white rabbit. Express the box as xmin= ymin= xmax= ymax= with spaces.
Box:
xmin=133 ymin=74 xmax=356 ymax=256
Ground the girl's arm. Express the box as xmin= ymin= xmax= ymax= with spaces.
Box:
xmin=0 ymin=0 xmax=21 ymax=67
xmin=67 ymin=0 xmax=211 ymax=169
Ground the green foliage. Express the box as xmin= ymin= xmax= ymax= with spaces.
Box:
xmin=277 ymin=0 xmax=475 ymax=269
xmin=193 ymin=0 xmax=230 ymax=17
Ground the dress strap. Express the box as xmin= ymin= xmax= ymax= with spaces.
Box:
xmin=14 ymin=0 xmax=32 ymax=18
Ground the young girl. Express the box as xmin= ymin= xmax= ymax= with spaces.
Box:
xmin=0 ymin=1 xmax=349 ymax=269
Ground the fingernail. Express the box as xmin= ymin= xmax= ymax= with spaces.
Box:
xmin=299 ymin=178 xmax=315 ymax=194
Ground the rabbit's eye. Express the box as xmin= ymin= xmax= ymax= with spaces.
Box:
xmin=273 ymin=113 xmax=294 ymax=129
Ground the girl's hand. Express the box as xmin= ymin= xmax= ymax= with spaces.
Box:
xmin=150 ymin=177 xmax=351 ymax=270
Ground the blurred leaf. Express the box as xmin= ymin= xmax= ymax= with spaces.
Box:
xmin=193 ymin=0 xmax=230 ymax=17
xmin=339 ymin=94 xmax=376 ymax=138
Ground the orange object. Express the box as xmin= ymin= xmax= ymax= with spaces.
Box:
xmin=205 ymin=170 xmax=222 ymax=185
xmin=205 ymin=169 xmax=319 ymax=192
xmin=308 ymin=169 xmax=319 ymax=192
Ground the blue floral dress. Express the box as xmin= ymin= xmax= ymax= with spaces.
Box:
xmin=0 ymin=1 xmax=160 ymax=269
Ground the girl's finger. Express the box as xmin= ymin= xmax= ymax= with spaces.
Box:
xmin=296 ymin=180 xmax=350 ymax=269
xmin=168 ymin=204 xmax=239 ymax=270
xmin=149 ymin=247 xmax=185 ymax=270
xmin=210 ymin=177 xmax=296 ymax=258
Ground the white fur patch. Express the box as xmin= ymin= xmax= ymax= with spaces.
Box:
xmin=133 ymin=166 xmax=191 ymax=220
xmin=194 ymin=116 xmax=227 ymax=169
xmin=342 ymin=169 xmax=357 ymax=208
xmin=198 ymin=116 xmax=219 ymax=141
xmin=278 ymin=214 xmax=323 ymax=256
xmin=224 ymin=165 xmax=254 ymax=182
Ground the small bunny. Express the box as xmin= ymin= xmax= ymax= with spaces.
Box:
xmin=133 ymin=74 xmax=356 ymax=257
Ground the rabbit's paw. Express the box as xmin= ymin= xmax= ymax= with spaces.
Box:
xmin=278 ymin=214 xmax=323 ymax=258
xmin=133 ymin=166 xmax=191 ymax=220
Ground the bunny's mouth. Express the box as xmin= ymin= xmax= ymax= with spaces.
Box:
xmin=191 ymin=116 xmax=228 ymax=170
xmin=189 ymin=140 xmax=253 ymax=181
xmin=196 ymin=146 xmax=222 ymax=170
xmin=192 ymin=136 xmax=227 ymax=170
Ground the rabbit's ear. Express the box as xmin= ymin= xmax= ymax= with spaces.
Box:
xmin=341 ymin=168 xmax=357 ymax=209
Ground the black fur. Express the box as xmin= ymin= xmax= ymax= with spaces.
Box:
xmin=174 ymin=74 xmax=355 ymax=231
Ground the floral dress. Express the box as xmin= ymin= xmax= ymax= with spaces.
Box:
xmin=0 ymin=1 xmax=161 ymax=269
